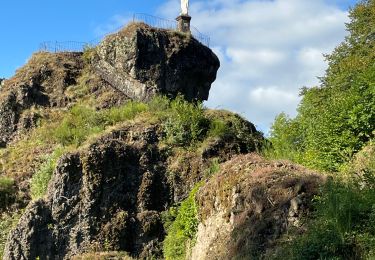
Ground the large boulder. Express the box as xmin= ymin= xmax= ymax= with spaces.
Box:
xmin=192 ymin=154 xmax=324 ymax=260
xmin=94 ymin=23 xmax=220 ymax=101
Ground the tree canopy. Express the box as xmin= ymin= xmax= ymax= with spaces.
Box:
xmin=269 ymin=0 xmax=375 ymax=171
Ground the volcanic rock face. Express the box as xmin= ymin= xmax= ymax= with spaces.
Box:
xmin=94 ymin=23 xmax=220 ymax=101
xmin=4 ymin=124 xmax=170 ymax=259
xmin=4 ymin=117 xmax=264 ymax=259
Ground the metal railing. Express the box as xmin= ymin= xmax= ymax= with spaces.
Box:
xmin=133 ymin=13 xmax=210 ymax=47
xmin=39 ymin=41 xmax=90 ymax=53
xmin=39 ymin=13 xmax=210 ymax=53
xmin=133 ymin=13 xmax=177 ymax=31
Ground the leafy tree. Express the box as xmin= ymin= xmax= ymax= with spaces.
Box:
xmin=270 ymin=0 xmax=375 ymax=171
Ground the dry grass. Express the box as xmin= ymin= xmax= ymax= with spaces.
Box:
xmin=197 ymin=153 xmax=323 ymax=221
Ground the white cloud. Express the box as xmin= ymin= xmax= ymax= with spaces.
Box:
xmin=157 ymin=0 xmax=350 ymax=133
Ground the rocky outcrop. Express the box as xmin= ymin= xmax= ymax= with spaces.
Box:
xmin=94 ymin=23 xmax=220 ymax=101
xmin=0 ymin=53 xmax=84 ymax=147
xmin=0 ymin=23 xmax=220 ymax=147
xmin=192 ymin=154 xmax=324 ymax=260
xmin=0 ymin=52 xmax=129 ymax=147
xmin=4 ymin=124 xmax=169 ymax=259
xmin=4 ymin=116 xmax=263 ymax=259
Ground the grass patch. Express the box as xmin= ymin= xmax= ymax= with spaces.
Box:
xmin=164 ymin=96 xmax=209 ymax=147
xmin=163 ymin=182 xmax=203 ymax=260
xmin=50 ymin=101 xmax=148 ymax=147
xmin=30 ymin=147 xmax=66 ymax=200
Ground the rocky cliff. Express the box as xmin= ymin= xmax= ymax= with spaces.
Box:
xmin=94 ymin=23 xmax=220 ymax=101
xmin=0 ymin=22 xmax=324 ymax=260
xmin=0 ymin=23 xmax=219 ymax=148
xmin=4 ymin=116 xmax=264 ymax=259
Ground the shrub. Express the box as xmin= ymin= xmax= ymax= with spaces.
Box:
xmin=164 ymin=96 xmax=209 ymax=146
xmin=266 ymin=113 xmax=304 ymax=161
xmin=207 ymin=119 xmax=229 ymax=139
xmin=163 ymin=183 xmax=203 ymax=260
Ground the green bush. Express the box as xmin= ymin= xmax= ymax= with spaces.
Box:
xmin=163 ymin=183 xmax=203 ymax=260
xmin=266 ymin=113 xmax=304 ymax=161
xmin=0 ymin=177 xmax=15 ymax=209
xmin=268 ymin=0 xmax=375 ymax=171
xmin=207 ymin=119 xmax=229 ymax=139
xmin=164 ymin=96 xmax=209 ymax=146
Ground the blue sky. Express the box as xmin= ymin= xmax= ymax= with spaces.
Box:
xmin=0 ymin=0 xmax=359 ymax=132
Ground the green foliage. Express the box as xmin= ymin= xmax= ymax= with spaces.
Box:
xmin=269 ymin=0 xmax=375 ymax=171
xmin=0 ymin=177 xmax=15 ymax=209
xmin=30 ymin=147 xmax=65 ymax=200
xmin=163 ymin=183 xmax=203 ymax=260
xmin=51 ymin=101 xmax=148 ymax=147
xmin=52 ymin=105 xmax=106 ymax=146
xmin=164 ymin=96 xmax=209 ymax=146
xmin=204 ymin=158 xmax=220 ymax=178
xmin=207 ymin=119 xmax=229 ymax=139
xmin=265 ymin=113 xmax=304 ymax=161
xmin=103 ymin=101 xmax=148 ymax=125
xmin=273 ymin=148 xmax=375 ymax=260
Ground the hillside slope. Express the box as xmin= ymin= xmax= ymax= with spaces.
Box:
xmin=0 ymin=23 xmax=326 ymax=260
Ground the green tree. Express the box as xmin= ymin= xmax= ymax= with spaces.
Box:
xmin=270 ymin=0 xmax=375 ymax=171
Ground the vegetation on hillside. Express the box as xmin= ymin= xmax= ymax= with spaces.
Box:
xmin=268 ymin=0 xmax=375 ymax=172
xmin=0 ymin=90 xmax=260 ymax=256
xmin=163 ymin=183 xmax=203 ymax=260
xmin=0 ymin=1 xmax=374 ymax=259
xmin=267 ymin=1 xmax=375 ymax=259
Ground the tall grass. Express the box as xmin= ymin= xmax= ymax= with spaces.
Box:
xmin=164 ymin=96 xmax=209 ymax=146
